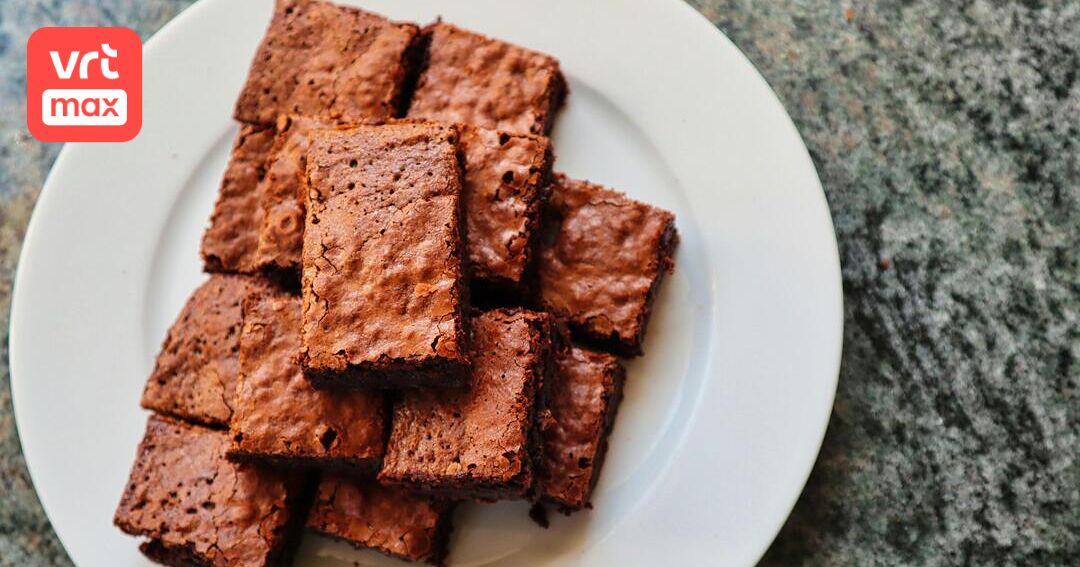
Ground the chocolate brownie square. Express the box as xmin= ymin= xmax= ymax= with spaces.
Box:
xmin=141 ymin=274 xmax=277 ymax=427
xmin=201 ymin=124 xmax=275 ymax=273
xmin=378 ymin=308 xmax=554 ymax=501
xmin=537 ymin=346 xmax=626 ymax=512
xmin=114 ymin=415 xmax=307 ymax=567
xmin=299 ymin=122 xmax=470 ymax=389
xmin=537 ymin=175 xmax=678 ymax=356
xmin=228 ymin=291 xmax=386 ymax=471
xmin=234 ymin=0 xmax=420 ymax=126
xmin=307 ymin=475 xmax=453 ymax=565
xmin=252 ymin=115 xmax=332 ymax=273
xmin=458 ymin=124 xmax=553 ymax=297
xmin=407 ymin=22 xmax=567 ymax=136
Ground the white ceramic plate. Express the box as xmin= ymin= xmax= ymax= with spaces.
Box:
xmin=10 ymin=0 xmax=842 ymax=565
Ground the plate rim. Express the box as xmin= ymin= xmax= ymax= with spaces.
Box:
xmin=663 ymin=1 xmax=843 ymax=562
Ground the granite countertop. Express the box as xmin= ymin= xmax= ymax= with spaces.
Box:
xmin=1 ymin=0 xmax=1076 ymax=565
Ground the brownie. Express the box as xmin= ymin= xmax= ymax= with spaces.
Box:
xmin=307 ymin=475 xmax=453 ymax=565
xmin=378 ymin=308 xmax=554 ymax=501
xmin=407 ymin=22 xmax=568 ymax=136
xmin=228 ymin=291 xmax=386 ymax=471
xmin=234 ymin=0 xmax=420 ymax=126
xmin=537 ymin=346 xmax=626 ymax=512
xmin=537 ymin=175 xmax=678 ymax=356
xmin=299 ymin=122 xmax=470 ymax=389
xmin=201 ymin=124 xmax=275 ymax=273
xmin=458 ymin=124 xmax=553 ymax=298
xmin=114 ymin=415 xmax=307 ymax=567
xmin=141 ymin=274 xmax=277 ymax=427
xmin=252 ymin=115 xmax=333 ymax=273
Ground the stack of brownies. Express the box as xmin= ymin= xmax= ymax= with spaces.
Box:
xmin=114 ymin=1 xmax=678 ymax=565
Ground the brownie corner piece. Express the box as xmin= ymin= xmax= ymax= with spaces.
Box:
xmin=114 ymin=414 xmax=307 ymax=567
xmin=538 ymin=346 xmax=626 ymax=512
xmin=537 ymin=174 xmax=678 ymax=356
xmin=378 ymin=308 xmax=555 ymax=501
xmin=459 ymin=124 xmax=553 ymax=298
xmin=200 ymin=124 xmax=276 ymax=274
xmin=299 ymin=122 xmax=470 ymax=389
xmin=408 ymin=22 xmax=567 ymax=136
xmin=227 ymin=291 xmax=386 ymax=472
xmin=140 ymin=273 xmax=277 ymax=427
xmin=307 ymin=475 xmax=453 ymax=565
xmin=235 ymin=0 xmax=420 ymax=126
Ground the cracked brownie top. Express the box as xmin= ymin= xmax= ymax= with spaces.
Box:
xmin=201 ymin=125 xmax=276 ymax=274
xmin=537 ymin=174 xmax=678 ymax=356
xmin=114 ymin=415 xmax=304 ymax=567
xmin=378 ymin=308 xmax=554 ymax=500
xmin=537 ymin=345 xmax=626 ymax=511
xmin=251 ymin=115 xmax=334 ymax=273
xmin=229 ymin=291 xmax=386 ymax=469
xmin=141 ymin=273 xmax=278 ymax=427
xmin=299 ymin=122 xmax=470 ymax=387
xmin=307 ymin=475 xmax=453 ymax=564
xmin=234 ymin=0 xmax=420 ymax=126
xmin=408 ymin=22 xmax=567 ymax=136
xmin=458 ymin=124 xmax=553 ymax=295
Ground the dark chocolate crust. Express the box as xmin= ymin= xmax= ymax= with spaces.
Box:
xmin=537 ymin=346 xmax=626 ymax=512
xmin=140 ymin=274 xmax=278 ymax=427
xmin=114 ymin=415 xmax=307 ymax=567
xmin=379 ymin=308 xmax=554 ymax=501
xmin=299 ymin=122 xmax=470 ymax=389
xmin=536 ymin=174 xmax=679 ymax=356
xmin=304 ymin=357 xmax=471 ymax=391
xmin=407 ymin=22 xmax=567 ymax=136
xmin=458 ymin=124 xmax=553 ymax=298
xmin=539 ymin=66 xmax=568 ymax=136
xmin=234 ymin=0 xmax=419 ymax=126
xmin=227 ymin=291 xmax=386 ymax=471
xmin=306 ymin=475 xmax=453 ymax=565
xmin=201 ymin=124 xmax=275 ymax=274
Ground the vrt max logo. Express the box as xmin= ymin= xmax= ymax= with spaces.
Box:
xmin=27 ymin=27 xmax=142 ymax=142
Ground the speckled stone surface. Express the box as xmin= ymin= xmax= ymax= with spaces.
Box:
xmin=1 ymin=1 xmax=1077 ymax=566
